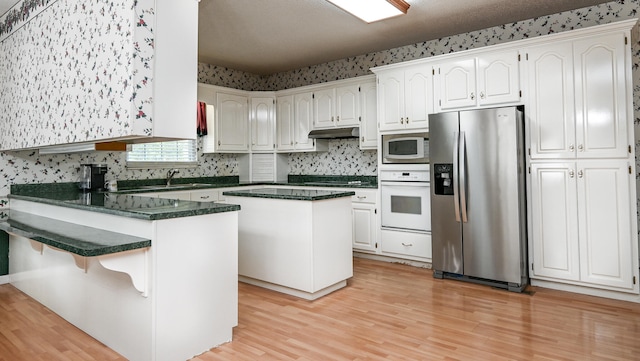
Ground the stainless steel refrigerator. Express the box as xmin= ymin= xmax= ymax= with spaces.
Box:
xmin=429 ymin=106 xmax=528 ymax=292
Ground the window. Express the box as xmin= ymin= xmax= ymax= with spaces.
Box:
xmin=126 ymin=139 xmax=198 ymax=169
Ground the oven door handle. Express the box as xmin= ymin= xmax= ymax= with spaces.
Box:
xmin=453 ymin=131 xmax=461 ymax=222
xmin=380 ymin=181 xmax=429 ymax=187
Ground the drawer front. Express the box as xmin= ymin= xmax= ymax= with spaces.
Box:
xmin=351 ymin=190 xmax=377 ymax=204
xmin=381 ymin=229 xmax=431 ymax=259
xmin=189 ymin=189 xmax=219 ymax=202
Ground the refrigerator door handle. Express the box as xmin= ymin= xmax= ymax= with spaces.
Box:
xmin=459 ymin=131 xmax=468 ymax=223
xmin=453 ymin=131 xmax=461 ymax=222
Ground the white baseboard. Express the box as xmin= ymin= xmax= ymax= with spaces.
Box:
xmin=0 ymin=275 xmax=10 ymax=285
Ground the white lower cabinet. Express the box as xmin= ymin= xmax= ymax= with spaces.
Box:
xmin=351 ymin=190 xmax=378 ymax=253
xmin=189 ymin=189 xmax=220 ymax=202
xmin=380 ymin=229 xmax=431 ymax=262
xmin=530 ymin=160 xmax=636 ymax=292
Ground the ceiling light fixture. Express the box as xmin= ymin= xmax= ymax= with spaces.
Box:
xmin=326 ymin=0 xmax=410 ymax=23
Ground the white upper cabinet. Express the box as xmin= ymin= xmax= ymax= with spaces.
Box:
xmin=526 ymin=41 xmax=576 ymax=159
xmin=313 ymin=84 xmax=360 ymax=129
xmin=573 ymin=34 xmax=628 ymax=159
xmin=250 ymin=96 xmax=275 ymax=152
xmin=435 ymin=50 xmax=520 ymax=111
xmin=214 ymin=92 xmax=250 ymax=153
xmin=527 ymin=33 xmax=629 ymax=159
xmin=359 ymin=80 xmax=378 ymax=149
xmin=378 ymin=65 xmax=433 ymax=131
xmin=276 ymin=95 xmax=295 ymax=152
xmin=313 ymin=89 xmax=335 ymax=129
xmin=294 ymin=92 xmax=316 ymax=151
xmin=276 ymin=92 xmax=328 ymax=153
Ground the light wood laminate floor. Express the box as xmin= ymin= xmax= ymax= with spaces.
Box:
xmin=1 ymin=258 xmax=639 ymax=360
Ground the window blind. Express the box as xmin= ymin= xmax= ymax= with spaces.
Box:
xmin=126 ymin=139 xmax=198 ymax=168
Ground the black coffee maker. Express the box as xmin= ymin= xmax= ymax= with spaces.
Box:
xmin=79 ymin=164 xmax=108 ymax=192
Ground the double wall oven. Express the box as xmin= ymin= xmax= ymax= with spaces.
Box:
xmin=380 ymin=132 xmax=430 ymax=233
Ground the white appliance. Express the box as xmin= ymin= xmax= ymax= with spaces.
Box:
xmin=380 ymin=169 xmax=431 ymax=232
xmin=382 ymin=133 xmax=429 ymax=164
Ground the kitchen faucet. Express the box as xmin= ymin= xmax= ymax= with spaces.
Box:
xmin=166 ymin=169 xmax=179 ymax=186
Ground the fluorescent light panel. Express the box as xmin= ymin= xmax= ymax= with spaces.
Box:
xmin=327 ymin=0 xmax=410 ymax=23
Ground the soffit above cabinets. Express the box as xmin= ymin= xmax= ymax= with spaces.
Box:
xmin=197 ymin=0 xmax=611 ymax=76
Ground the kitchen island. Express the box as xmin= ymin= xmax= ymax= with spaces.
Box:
xmin=223 ymin=187 xmax=355 ymax=300
xmin=2 ymin=186 xmax=240 ymax=361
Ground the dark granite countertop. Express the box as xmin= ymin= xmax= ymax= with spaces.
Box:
xmin=8 ymin=191 xmax=240 ymax=221
xmin=7 ymin=175 xmax=375 ymax=219
xmin=0 ymin=210 xmax=151 ymax=256
xmin=222 ymin=187 xmax=355 ymax=201
xmin=114 ymin=175 xmax=377 ymax=194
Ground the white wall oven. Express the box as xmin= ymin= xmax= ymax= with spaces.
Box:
xmin=380 ymin=169 xmax=431 ymax=232
xmin=382 ymin=132 xmax=429 ymax=164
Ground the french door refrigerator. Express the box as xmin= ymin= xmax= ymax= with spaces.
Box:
xmin=429 ymin=106 xmax=528 ymax=292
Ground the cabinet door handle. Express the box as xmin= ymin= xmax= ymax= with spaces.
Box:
xmin=336 ymin=116 xmax=340 ymax=122
xmin=406 ymin=117 xmax=409 ymax=123
xmin=400 ymin=117 xmax=404 ymax=124
xmin=480 ymin=92 xmax=485 ymax=99
xmin=199 ymin=195 xmax=210 ymax=199
xmin=331 ymin=116 xmax=335 ymax=122
xmin=291 ymin=141 xmax=293 ymax=145
xmin=401 ymin=242 xmax=413 ymax=247
xmin=569 ymin=144 xmax=575 ymax=152
xmin=361 ymin=136 xmax=364 ymax=142
xmin=578 ymin=170 xmax=584 ymax=178
xmin=578 ymin=144 xmax=584 ymax=151
xmin=357 ymin=195 xmax=366 ymax=199
xmin=470 ymin=92 xmax=475 ymax=100
xmin=569 ymin=170 xmax=575 ymax=178
xmin=218 ymin=140 xmax=221 ymax=146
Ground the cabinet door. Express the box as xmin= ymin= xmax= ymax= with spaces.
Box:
xmin=404 ymin=66 xmax=433 ymax=129
xmin=437 ymin=58 xmax=476 ymax=111
xmin=352 ymin=203 xmax=377 ymax=253
xmin=526 ymin=42 xmax=576 ymax=159
xmin=336 ymin=84 xmax=360 ymax=126
xmin=576 ymin=161 xmax=633 ymax=290
xmin=359 ymin=81 xmax=378 ymax=149
xmin=312 ymin=88 xmax=335 ymax=129
xmin=574 ymin=34 xmax=629 ymax=159
xmin=377 ymin=70 xmax=405 ymax=131
xmin=250 ymin=97 xmax=275 ymax=152
xmin=294 ymin=92 xmax=315 ymax=150
xmin=276 ymin=95 xmax=295 ymax=151
xmin=216 ymin=92 xmax=249 ymax=152
xmin=477 ymin=51 xmax=520 ymax=106
xmin=530 ymin=162 xmax=580 ymax=281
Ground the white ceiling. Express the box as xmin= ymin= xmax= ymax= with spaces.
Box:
xmin=198 ymin=0 xmax=612 ymax=75
xmin=1 ymin=0 xmax=613 ymax=76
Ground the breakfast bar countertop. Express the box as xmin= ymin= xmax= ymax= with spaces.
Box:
xmin=8 ymin=189 xmax=239 ymax=221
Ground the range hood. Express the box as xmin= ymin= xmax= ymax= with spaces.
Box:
xmin=308 ymin=127 xmax=360 ymax=139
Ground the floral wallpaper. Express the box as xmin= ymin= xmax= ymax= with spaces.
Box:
xmin=0 ymin=0 xmax=155 ymax=150
xmin=1 ymin=0 xmax=640 ymax=209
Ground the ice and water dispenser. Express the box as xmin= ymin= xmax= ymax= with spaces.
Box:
xmin=433 ymin=164 xmax=454 ymax=196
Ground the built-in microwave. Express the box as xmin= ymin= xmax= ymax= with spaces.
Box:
xmin=382 ymin=132 xmax=429 ymax=164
